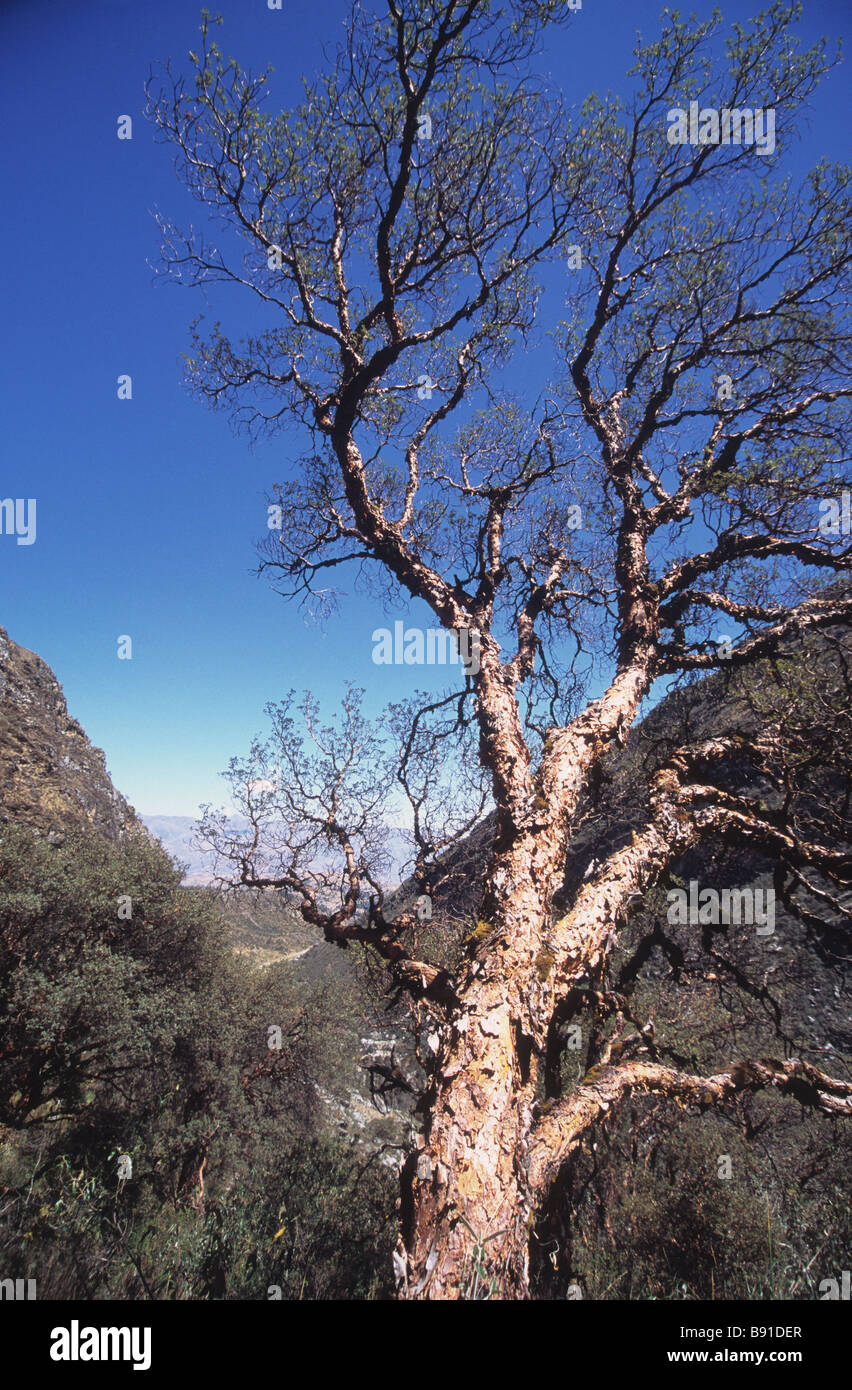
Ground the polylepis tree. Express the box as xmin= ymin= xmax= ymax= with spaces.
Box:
xmin=148 ymin=0 xmax=852 ymax=1297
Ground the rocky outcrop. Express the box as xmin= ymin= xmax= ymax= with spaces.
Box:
xmin=0 ymin=625 xmax=142 ymax=844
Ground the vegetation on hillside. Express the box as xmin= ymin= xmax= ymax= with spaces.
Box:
xmin=0 ymin=627 xmax=848 ymax=1298
xmin=0 ymin=824 xmax=395 ymax=1298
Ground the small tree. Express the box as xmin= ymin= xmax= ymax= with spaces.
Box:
xmin=149 ymin=0 xmax=852 ymax=1296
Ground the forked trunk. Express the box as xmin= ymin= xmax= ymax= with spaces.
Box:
xmin=400 ymin=649 xmax=658 ymax=1297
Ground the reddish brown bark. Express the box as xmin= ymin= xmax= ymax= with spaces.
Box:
xmin=400 ymin=729 xmax=852 ymax=1297
xmin=400 ymin=646 xmax=661 ymax=1297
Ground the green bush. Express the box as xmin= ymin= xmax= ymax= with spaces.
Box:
xmin=0 ymin=823 xmax=395 ymax=1298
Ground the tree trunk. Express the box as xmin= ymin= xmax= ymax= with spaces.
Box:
xmin=401 ymin=831 xmax=562 ymax=1298
xmin=401 ymin=645 xmax=659 ymax=1297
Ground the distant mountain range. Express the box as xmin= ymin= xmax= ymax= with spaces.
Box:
xmin=140 ymin=814 xmax=414 ymax=888
xmin=138 ymin=815 xmax=222 ymax=885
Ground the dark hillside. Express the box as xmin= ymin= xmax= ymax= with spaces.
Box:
xmin=0 ymin=625 xmax=141 ymax=844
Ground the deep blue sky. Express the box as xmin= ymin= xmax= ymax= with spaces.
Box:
xmin=1 ymin=0 xmax=849 ymax=816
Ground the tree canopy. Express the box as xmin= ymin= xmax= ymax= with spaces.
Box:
xmin=148 ymin=0 xmax=852 ymax=1297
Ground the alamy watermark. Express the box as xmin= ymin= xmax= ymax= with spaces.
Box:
xmin=372 ymin=621 xmax=481 ymax=675
xmin=818 ymin=490 xmax=851 ymax=537
xmin=50 ymin=1321 xmax=151 ymax=1371
xmin=0 ymin=1276 xmax=36 ymax=1300
xmin=819 ymin=1270 xmax=851 ymax=1300
xmin=667 ymin=102 xmax=776 ymax=156
xmin=666 ymin=880 xmax=775 ymax=936
xmin=0 ymin=498 xmax=37 ymax=546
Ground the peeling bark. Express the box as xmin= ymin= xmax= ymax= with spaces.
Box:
xmin=527 ymin=1057 xmax=852 ymax=1194
xmin=401 ymin=732 xmax=852 ymax=1298
xmin=402 ymin=652 xmax=661 ymax=1297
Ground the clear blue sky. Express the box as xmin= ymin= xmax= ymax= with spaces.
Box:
xmin=1 ymin=0 xmax=849 ymax=816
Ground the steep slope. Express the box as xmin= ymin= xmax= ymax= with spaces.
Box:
xmin=0 ymin=625 xmax=141 ymax=844
xmin=0 ymin=625 xmax=414 ymax=1161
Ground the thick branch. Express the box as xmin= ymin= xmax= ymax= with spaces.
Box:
xmin=527 ymin=1056 xmax=852 ymax=1193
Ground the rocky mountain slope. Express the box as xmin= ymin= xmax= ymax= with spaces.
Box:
xmin=0 ymin=624 xmax=414 ymax=1159
xmin=0 ymin=625 xmax=141 ymax=844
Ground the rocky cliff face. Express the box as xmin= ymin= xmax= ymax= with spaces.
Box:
xmin=0 ymin=625 xmax=141 ymax=844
